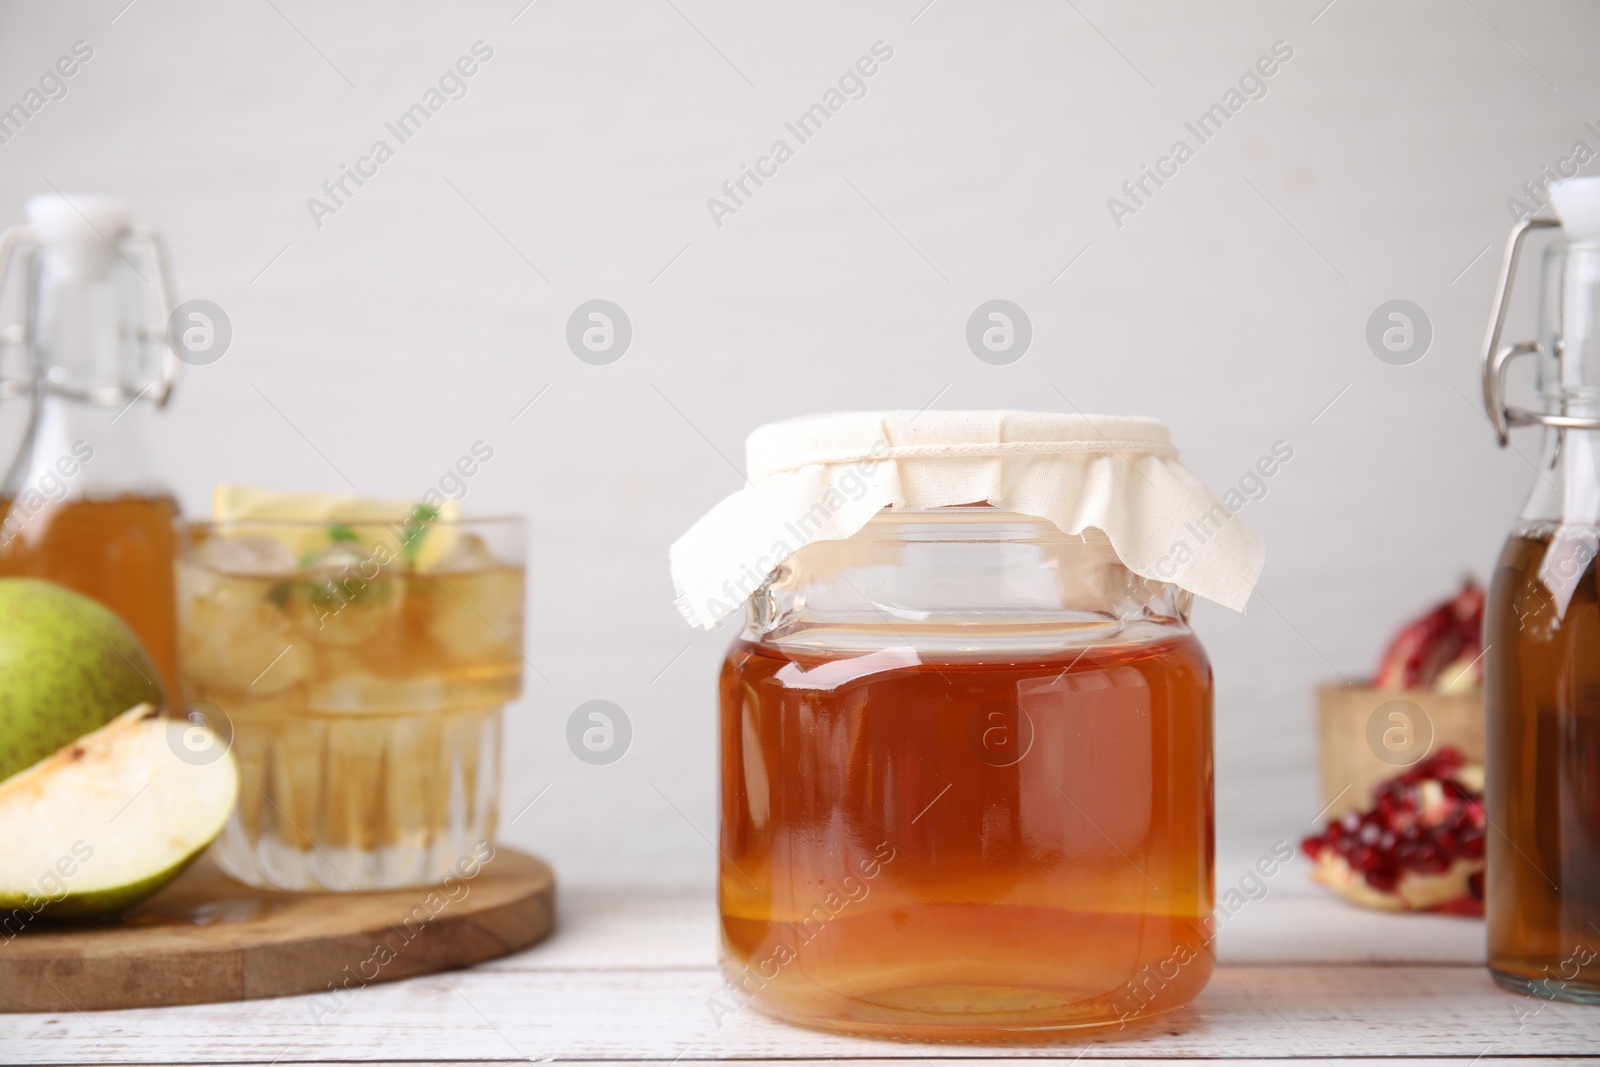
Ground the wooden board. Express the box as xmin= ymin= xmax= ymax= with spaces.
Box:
xmin=0 ymin=847 xmax=553 ymax=1013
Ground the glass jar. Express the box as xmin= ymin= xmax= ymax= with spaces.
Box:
xmin=717 ymin=507 xmax=1214 ymax=1038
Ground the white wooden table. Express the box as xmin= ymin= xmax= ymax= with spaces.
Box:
xmin=4 ymin=842 xmax=1596 ymax=1065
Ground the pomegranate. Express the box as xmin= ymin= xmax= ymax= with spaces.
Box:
xmin=1302 ymin=747 xmax=1486 ymax=914
xmin=1374 ymin=579 xmax=1485 ymax=690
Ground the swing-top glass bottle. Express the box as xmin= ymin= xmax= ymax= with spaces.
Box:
xmin=0 ymin=194 xmax=186 ymax=696
xmin=1480 ymin=176 xmax=1600 ymax=1002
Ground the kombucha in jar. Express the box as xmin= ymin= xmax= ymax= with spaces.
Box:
xmin=0 ymin=494 xmax=181 ymax=696
xmin=1485 ymin=524 xmax=1600 ymax=999
xmin=672 ymin=411 xmax=1259 ymax=1040
xmin=720 ymin=611 xmax=1214 ymax=1036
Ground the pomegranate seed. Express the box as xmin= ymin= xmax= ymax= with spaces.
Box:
xmin=1304 ymin=745 xmax=1485 ymax=911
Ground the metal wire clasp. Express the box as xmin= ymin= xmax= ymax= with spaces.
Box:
xmin=1481 ymin=215 xmax=1600 ymax=446
xmin=0 ymin=222 xmax=182 ymax=408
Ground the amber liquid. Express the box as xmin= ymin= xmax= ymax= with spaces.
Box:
xmin=719 ymin=631 xmax=1214 ymax=1038
xmin=1486 ymin=527 xmax=1600 ymax=1000
xmin=0 ymin=495 xmax=180 ymax=697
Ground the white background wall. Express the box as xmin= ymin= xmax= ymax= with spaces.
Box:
xmin=1 ymin=0 xmax=1595 ymax=886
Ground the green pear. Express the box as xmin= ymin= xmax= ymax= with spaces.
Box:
xmin=0 ymin=578 xmax=164 ymax=782
xmin=0 ymin=705 xmax=238 ymax=920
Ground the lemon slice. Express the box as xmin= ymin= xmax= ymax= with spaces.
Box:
xmin=211 ymin=486 xmax=460 ymax=569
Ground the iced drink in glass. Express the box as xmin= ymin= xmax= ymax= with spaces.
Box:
xmin=176 ymin=514 xmax=524 ymax=891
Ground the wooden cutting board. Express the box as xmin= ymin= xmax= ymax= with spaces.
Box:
xmin=0 ymin=847 xmax=554 ymax=1013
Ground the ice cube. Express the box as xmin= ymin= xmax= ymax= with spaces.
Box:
xmin=295 ymin=544 xmax=404 ymax=648
xmin=419 ymin=532 xmax=497 ymax=574
xmin=302 ymin=543 xmax=376 ymax=572
xmin=195 ymin=534 xmax=296 ymax=576
xmin=426 ymin=568 xmax=524 ymax=661
xmin=177 ymin=563 xmax=308 ymax=696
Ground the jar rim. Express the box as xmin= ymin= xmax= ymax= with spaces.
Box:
xmin=853 ymin=506 xmax=1110 ymax=541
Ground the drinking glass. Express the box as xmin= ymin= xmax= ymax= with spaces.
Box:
xmin=175 ymin=516 xmax=524 ymax=891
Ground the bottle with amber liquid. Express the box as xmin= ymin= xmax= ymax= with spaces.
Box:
xmin=1481 ymin=176 xmax=1600 ymax=1002
xmin=0 ymin=195 xmax=185 ymax=696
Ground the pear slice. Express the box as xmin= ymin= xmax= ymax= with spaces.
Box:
xmin=0 ymin=705 xmax=238 ymax=919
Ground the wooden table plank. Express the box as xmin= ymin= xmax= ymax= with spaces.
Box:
xmin=0 ymin=845 xmax=1539 ymax=1064
xmin=72 ymin=1062 xmax=1587 ymax=1067
xmin=82 ymin=1062 xmax=1588 ymax=1067
xmin=3 ymin=964 xmax=1592 ymax=1063
xmin=477 ymin=885 xmax=716 ymax=971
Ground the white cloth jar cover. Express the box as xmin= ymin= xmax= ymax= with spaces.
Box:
xmin=670 ymin=410 xmax=1264 ymax=629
